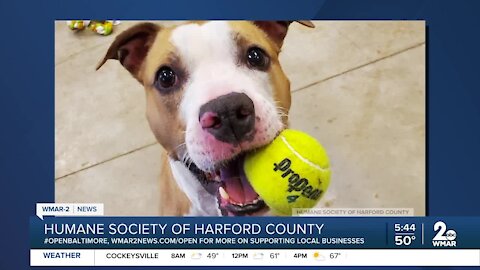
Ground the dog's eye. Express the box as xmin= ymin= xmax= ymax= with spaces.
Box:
xmin=246 ymin=47 xmax=269 ymax=70
xmin=155 ymin=66 xmax=176 ymax=89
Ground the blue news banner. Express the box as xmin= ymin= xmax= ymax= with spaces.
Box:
xmin=30 ymin=217 xmax=480 ymax=249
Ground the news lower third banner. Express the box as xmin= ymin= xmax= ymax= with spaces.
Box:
xmin=31 ymin=216 xmax=480 ymax=249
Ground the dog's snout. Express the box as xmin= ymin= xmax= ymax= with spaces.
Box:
xmin=199 ymin=92 xmax=255 ymax=144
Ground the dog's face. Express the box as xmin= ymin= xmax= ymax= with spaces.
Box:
xmin=98 ymin=21 xmax=313 ymax=216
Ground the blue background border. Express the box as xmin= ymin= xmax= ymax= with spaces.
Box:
xmin=1 ymin=0 xmax=480 ymax=269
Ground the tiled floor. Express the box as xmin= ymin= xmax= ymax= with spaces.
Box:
xmin=55 ymin=21 xmax=425 ymax=216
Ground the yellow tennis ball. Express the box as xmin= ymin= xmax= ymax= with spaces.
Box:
xmin=244 ymin=129 xmax=331 ymax=215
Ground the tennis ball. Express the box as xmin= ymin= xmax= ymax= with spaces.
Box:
xmin=244 ymin=129 xmax=331 ymax=216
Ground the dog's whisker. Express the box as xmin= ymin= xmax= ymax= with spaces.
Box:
xmin=181 ymin=153 xmax=189 ymax=164
xmin=274 ymin=108 xmax=288 ymax=115
xmin=184 ymin=155 xmax=192 ymax=166
xmin=180 ymin=150 xmax=194 ymax=167
xmin=276 ymin=110 xmax=288 ymax=117
xmin=174 ymin=142 xmax=187 ymax=150
xmin=181 ymin=151 xmax=194 ymax=169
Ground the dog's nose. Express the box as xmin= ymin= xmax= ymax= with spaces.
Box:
xmin=199 ymin=92 xmax=255 ymax=144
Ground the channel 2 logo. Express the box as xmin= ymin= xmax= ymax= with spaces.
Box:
xmin=432 ymin=221 xmax=457 ymax=247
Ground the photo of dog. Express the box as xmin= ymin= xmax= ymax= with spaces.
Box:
xmin=55 ymin=21 xmax=426 ymax=216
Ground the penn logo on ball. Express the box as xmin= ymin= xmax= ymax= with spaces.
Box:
xmin=244 ymin=129 xmax=331 ymax=216
xmin=273 ymin=158 xmax=323 ymax=201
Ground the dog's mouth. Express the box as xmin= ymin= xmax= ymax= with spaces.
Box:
xmin=188 ymin=154 xmax=268 ymax=216
xmin=215 ymin=155 xmax=268 ymax=216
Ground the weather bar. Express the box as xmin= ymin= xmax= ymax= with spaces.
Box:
xmin=30 ymin=249 xmax=480 ymax=266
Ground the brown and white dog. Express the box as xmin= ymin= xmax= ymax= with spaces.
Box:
xmin=97 ymin=21 xmax=314 ymax=216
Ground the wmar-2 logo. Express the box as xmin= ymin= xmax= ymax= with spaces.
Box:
xmin=432 ymin=221 xmax=457 ymax=247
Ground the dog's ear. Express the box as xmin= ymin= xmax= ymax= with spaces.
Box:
xmin=96 ymin=22 xmax=160 ymax=82
xmin=253 ymin=21 xmax=315 ymax=48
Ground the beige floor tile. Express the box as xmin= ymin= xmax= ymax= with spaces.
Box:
xmin=55 ymin=21 xmax=135 ymax=65
xmin=55 ymin=21 xmax=185 ymax=65
xmin=281 ymin=21 xmax=425 ymax=91
xmin=55 ymin=44 xmax=156 ymax=178
xmin=334 ymin=21 xmax=425 ymax=59
xmin=55 ymin=144 xmax=163 ymax=216
xmin=289 ymin=45 xmax=425 ymax=215
xmin=281 ymin=21 xmax=370 ymax=91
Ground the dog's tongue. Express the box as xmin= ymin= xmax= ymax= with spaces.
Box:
xmin=220 ymin=156 xmax=258 ymax=204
